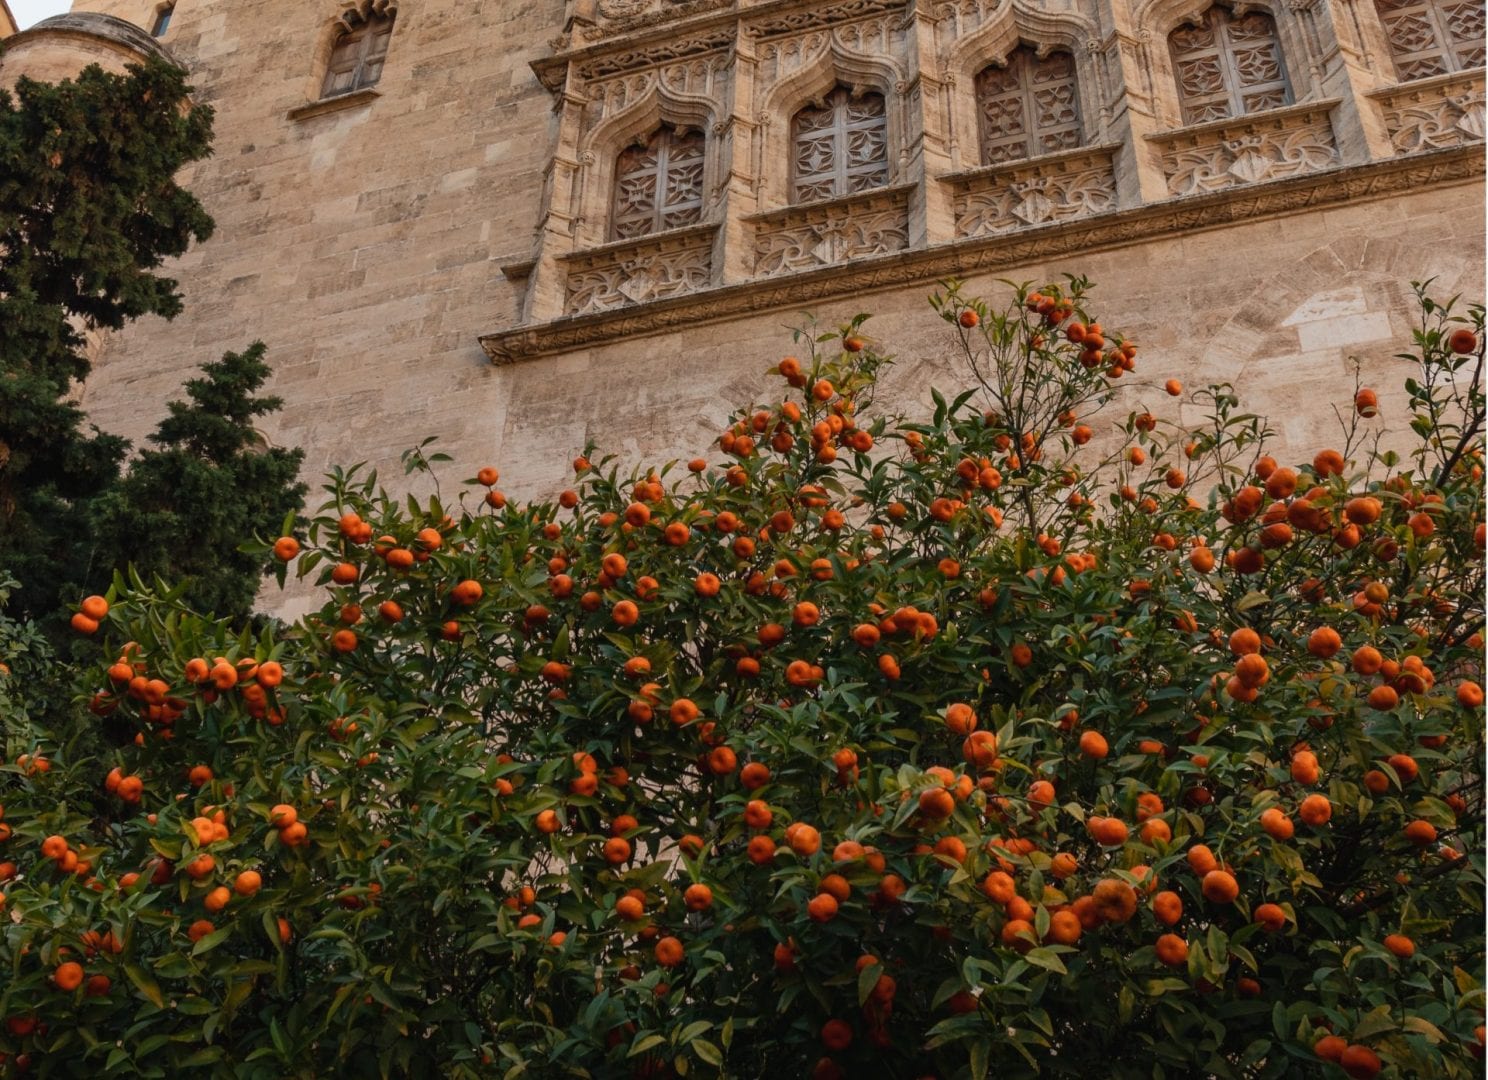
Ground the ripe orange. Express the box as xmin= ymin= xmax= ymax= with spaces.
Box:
xmin=683 ymin=883 xmax=713 ymax=911
xmin=1155 ymin=933 xmax=1188 ymax=967
xmin=1299 ymin=794 xmax=1332 ymax=826
xmin=1091 ymin=879 xmax=1137 ymax=924
xmin=234 ymin=870 xmax=262 ymax=897
xmin=1077 ymin=730 xmax=1108 ymax=759
xmin=654 ymin=936 xmax=684 ymax=967
xmin=1254 ymin=903 xmax=1286 ymax=932
xmin=603 ymin=837 xmax=631 ymax=864
xmin=1383 ymin=933 xmax=1415 ymax=958
xmin=53 ymin=961 xmax=85 ymax=991
xmin=1201 ymin=869 xmax=1239 ymax=904
xmin=1152 ymin=890 xmax=1182 ymax=926
xmin=1338 ymin=1044 xmax=1382 ymax=1078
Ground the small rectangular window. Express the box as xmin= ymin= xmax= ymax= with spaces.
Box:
xmin=152 ymin=5 xmax=174 ymax=37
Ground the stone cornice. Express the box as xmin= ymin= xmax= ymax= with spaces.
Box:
xmin=533 ymin=0 xmax=910 ymax=89
xmin=4 ymin=12 xmax=177 ymax=65
xmin=478 ymin=144 xmax=1483 ymax=366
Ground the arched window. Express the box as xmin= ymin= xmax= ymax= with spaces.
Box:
xmin=322 ymin=9 xmax=395 ymax=99
xmin=611 ymin=126 xmax=706 ymax=241
xmin=975 ymin=47 xmax=1083 ymax=166
xmin=791 ymin=87 xmax=889 ymax=203
xmin=1169 ymin=6 xmax=1291 ymax=124
xmin=1374 ymin=0 xmax=1485 ymax=81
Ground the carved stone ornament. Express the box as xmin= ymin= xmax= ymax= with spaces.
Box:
xmin=1148 ymin=101 xmax=1340 ymax=197
xmin=563 ymin=224 xmax=718 ymax=314
xmin=1370 ymin=70 xmax=1487 ymax=155
xmin=750 ymin=186 xmax=911 ymax=274
xmin=946 ymin=144 xmax=1119 ymax=238
xmin=479 ymin=147 xmax=1483 ymax=364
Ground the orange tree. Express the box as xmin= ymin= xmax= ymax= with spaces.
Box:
xmin=1 ymin=279 xmax=1483 ymax=1079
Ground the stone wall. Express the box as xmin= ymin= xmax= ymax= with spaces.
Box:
xmin=0 ymin=0 xmax=1480 ymax=618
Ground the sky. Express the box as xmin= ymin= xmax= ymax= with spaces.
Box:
xmin=11 ymin=0 xmax=74 ymax=29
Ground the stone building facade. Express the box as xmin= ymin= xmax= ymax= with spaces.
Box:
xmin=1 ymin=1 xmax=1484 ymax=539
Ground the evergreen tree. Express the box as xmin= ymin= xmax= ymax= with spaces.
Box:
xmin=91 ymin=344 xmax=307 ymax=622
xmin=0 ymin=57 xmax=214 ymax=619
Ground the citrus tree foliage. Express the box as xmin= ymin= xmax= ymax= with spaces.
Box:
xmin=1 ymin=281 xmax=1483 ymax=1080
xmin=0 ymin=58 xmax=214 ymax=621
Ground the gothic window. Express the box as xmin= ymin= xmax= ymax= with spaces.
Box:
xmin=975 ymin=47 xmax=1083 ymax=166
xmin=321 ymin=11 xmax=395 ymax=98
xmin=791 ymin=87 xmax=889 ymax=203
xmin=1169 ymin=6 xmax=1291 ymax=124
xmin=611 ymin=127 xmax=706 ymax=241
xmin=1374 ymin=0 xmax=1486 ymax=81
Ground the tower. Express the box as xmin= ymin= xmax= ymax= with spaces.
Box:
xmin=1 ymin=0 xmax=1483 ymax=515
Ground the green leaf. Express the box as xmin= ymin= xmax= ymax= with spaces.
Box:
xmin=1403 ymin=1016 xmax=1444 ymax=1044
xmin=1023 ymin=948 xmax=1067 ymax=974
xmin=124 ymin=963 xmax=164 ymax=1008
xmin=692 ymin=1039 xmax=723 ymax=1067
xmin=1352 ymin=1006 xmax=1398 ymax=1041
xmin=629 ymin=1034 xmax=667 ymax=1058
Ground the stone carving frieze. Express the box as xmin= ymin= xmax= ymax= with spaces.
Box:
xmin=1149 ymin=102 xmax=1339 ymax=197
xmin=571 ymin=0 xmax=735 ymax=45
xmin=1370 ymin=70 xmax=1486 ymax=155
xmin=949 ymin=145 xmax=1118 ymax=238
xmin=754 ymin=12 xmax=903 ymax=83
xmin=752 ymin=186 xmax=910 ymax=273
xmin=747 ymin=0 xmax=905 ymax=40
xmin=480 ymin=147 xmax=1483 ymax=364
xmin=931 ymin=0 xmax=1000 ymax=47
xmin=585 ymin=53 xmax=730 ymax=120
xmin=575 ymin=26 xmax=736 ymax=81
xmin=564 ymin=225 xmax=717 ymax=314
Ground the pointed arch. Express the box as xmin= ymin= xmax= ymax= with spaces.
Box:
xmin=757 ymin=43 xmax=906 ymax=208
xmin=576 ymin=80 xmax=721 ymax=247
xmin=945 ymin=1 xmax=1100 ymax=167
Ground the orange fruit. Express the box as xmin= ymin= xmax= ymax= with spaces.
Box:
xmin=1254 ymin=903 xmax=1286 ymax=932
xmin=234 ymin=870 xmax=262 ymax=897
xmin=1201 ymin=869 xmax=1238 ymax=904
xmin=1152 ymin=890 xmax=1182 ymax=926
xmin=53 ymin=961 xmax=85 ymax=991
xmin=654 ymin=936 xmax=684 ymax=967
xmin=1154 ymin=933 xmax=1188 ymax=967
xmin=1383 ymin=933 xmax=1414 ymax=958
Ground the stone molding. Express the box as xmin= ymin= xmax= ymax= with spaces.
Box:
xmin=9 ymin=13 xmax=175 ymax=63
xmin=1369 ymin=70 xmax=1487 ymax=157
xmin=941 ymin=143 xmax=1120 ymax=238
xmin=562 ymin=222 xmax=720 ymax=314
xmin=286 ymin=86 xmax=381 ymax=121
xmin=478 ymin=144 xmax=1483 ymax=365
xmin=748 ymin=184 xmax=912 ymax=273
xmin=1145 ymin=99 xmax=1341 ymax=197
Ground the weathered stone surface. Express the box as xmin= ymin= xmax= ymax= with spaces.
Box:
xmin=0 ymin=0 xmax=1480 ymax=617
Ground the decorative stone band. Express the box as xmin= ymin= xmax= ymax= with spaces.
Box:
xmin=1369 ymin=70 xmax=1486 ymax=157
xmin=940 ymin=144 xmax=1121 ymax=240
xmin=1146 ymin=100 xmax=1341 ymax=198
xmin=478 ymin=144 xmax=1481 ymax=365
xmin=561 ymin=222 xmax=720 ymax=316
xmin=747 ymin=185 xmax=913 ymax=275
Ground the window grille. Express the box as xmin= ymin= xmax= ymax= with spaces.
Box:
xmin=1375 ymin=0 xmax=1486 ymax=81
xmin=611 ymin=127 xmax=706 ymax=241
xmin=791 ymin=87 xmax=889 ymax=203
xmin=1170 ymin=7 xmax=1291 ymax=124
xmin=975 ymin=47 xmax=1083 ymax=166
